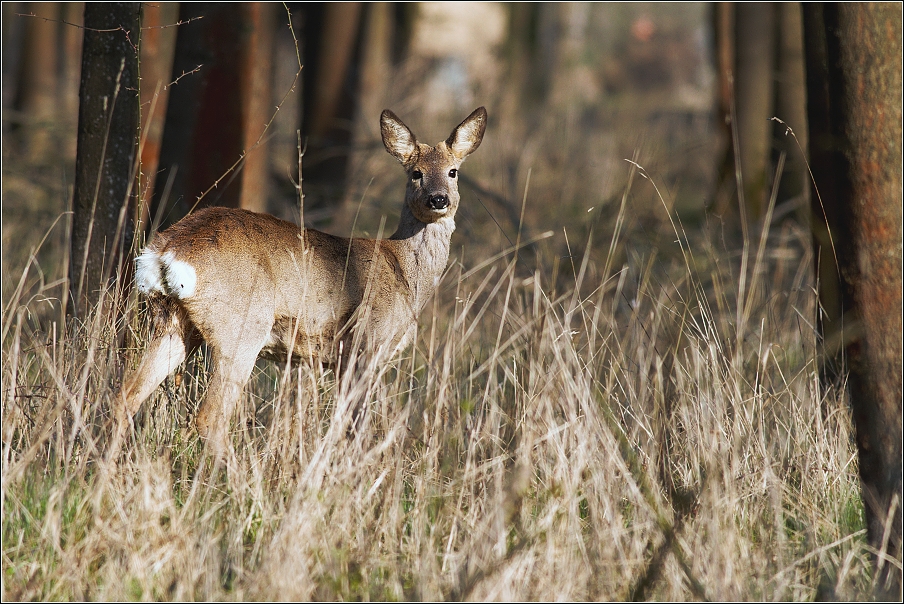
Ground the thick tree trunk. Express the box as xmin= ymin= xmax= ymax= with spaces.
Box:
xmin=804 ymin=4 xmax=903 ymax=596
xmin=835 ymin=5 xmax=903 ymax=594
xmin=69 ymin=2 xmax=140 ymax=319
xmin=150 ymin=4 xmax=246 ymax=227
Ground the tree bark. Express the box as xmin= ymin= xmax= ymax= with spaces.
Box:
xmin=15 ymin=2 xmax=59 ymax=160
xmin=804 ymin=4 xmax=903 ymax=595
xmin=69 ymin=2 xmax=140 ymax=319
xmin=136 ymin=2 xmax=177 ymax=225
xmin=150 ymin=4 xmax=246 ymax=228
xmin=298 ymin=3 xmax=364 ymax=218
xmin=238 ymin=2 xmax=277 ymax=213
xmin=734 ymin=3 xmax=775 ymax=220
xmin=774 ymin=2 xmax=809 ymax=220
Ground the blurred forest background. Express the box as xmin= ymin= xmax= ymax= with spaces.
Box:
xmin=2 ymin=2 xmax=901 ymax=599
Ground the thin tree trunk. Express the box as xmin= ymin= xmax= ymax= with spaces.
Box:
xmin=298 ymin=3 xmax=364 ymax=220
xmin=308 ymin=2 xmax=362 ymax=141
xmin=802 ymin=4 xmax=848 ymax=343
xmin=239 ymin=2 xmax=277 ymax=213
xmin=15 ymin=2 xmax=59 ymax=160
xmin=69 ymin=2 xmax=140 ymax=319
xmin=334 ymin=2 xmax=393 ymax=235
xmin=734 ymin=3 xmax=775 ymax=220
xmin=774 ymin=2 xmax=809 ymax=219
xmin=60 ymin=2 xmax=85 ymax=159
xmin=137 ymin=2 xmax=177 ymax=227
xmin=710 ymin=3 xmax=736 ymax=217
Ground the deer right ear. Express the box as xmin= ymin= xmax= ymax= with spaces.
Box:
xmin=381 ymin=110 xmax=418 ymax=164
xmin=446 ymin=106 xmax=487 ymax=161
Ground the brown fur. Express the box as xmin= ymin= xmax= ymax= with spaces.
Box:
xmin=116 ymin=107 xmax=487 ymax=449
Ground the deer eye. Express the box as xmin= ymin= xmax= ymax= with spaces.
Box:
xmin=411 ymin=170 xmax=423 ymax=180
xmin=448 ymin=169 xmax=458 ymax=178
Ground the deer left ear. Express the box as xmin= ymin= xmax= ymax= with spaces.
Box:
xmin=382 ymin=109 xmax=418 ymax=164
xmin=446 ymin=107 xmax=487 ymax=161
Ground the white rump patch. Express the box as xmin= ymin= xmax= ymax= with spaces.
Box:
xmin=135 ymin=249 xmax=164 ymax=295
xmin=161 ymin=251 xmax=197 ymax=299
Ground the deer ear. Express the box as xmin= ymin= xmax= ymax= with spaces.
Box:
xmin=446 ymin=107 xmax=487 ymax=161
xmin=381 ymin=110 xmax=417 ymax=164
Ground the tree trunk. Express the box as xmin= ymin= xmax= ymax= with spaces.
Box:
xmin=136 ymin=1 xmax=177 ymax=226
xmin=710 ymin=3 xmax=735 ymax=217
xmin=298 ymin=3 xmax=364 ymax=219
xmin=150 ymin=4 xmax=246 ymax=228
xmin=802 ymin=4 xmax=849 ymax=343
xmin=238 ymin=2 xmax=277 ymax=213
xmin=60 ymin=2 xmax=85 ymax=159
xmin=334 ymin=2 xmax=394 ymax=235
xmin=308 ymin=2 xmax=363 ymax=141
xmin=734 ymin=3 xmax=775 ymax=220
xmin=804 ymin=4 xmax=903 ymax=595
xmin=15 ymin=2 xmax=59 ymax=160
xmin=774 ymin=2 xmax=809 ymax=221
xmin=69 ymin=2 xmax=140 ymax=319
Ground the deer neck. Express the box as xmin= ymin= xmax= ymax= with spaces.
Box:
xmin=391 ymin=203 xmax=455 ymax=309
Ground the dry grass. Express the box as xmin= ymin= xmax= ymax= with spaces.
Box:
xmin=1 ymin=13 xmax=875 ymax=591
xmin=2 ymin=147 xmax=873 ymax=599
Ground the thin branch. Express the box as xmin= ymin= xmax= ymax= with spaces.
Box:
xmin=166 ymin=65 xmax=203 ymax=90
xmin=15 ymin=12 xmax=138 ymax=50
xmin=141 ymin=16 xmax=204 ymax=30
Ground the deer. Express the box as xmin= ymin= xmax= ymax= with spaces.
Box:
xmin=115 ymin=107 xmax=487 ymax=450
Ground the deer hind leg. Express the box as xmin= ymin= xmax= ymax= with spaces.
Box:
xmin=118 ymin=298 xmax=192 ymax=423
xmin=108 ymin=299 xmax=192 ymax=460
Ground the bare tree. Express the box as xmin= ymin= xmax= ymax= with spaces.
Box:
xmin=69 ymin=2 xmax=140 ymax=319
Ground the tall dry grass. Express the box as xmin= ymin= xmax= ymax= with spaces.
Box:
xmin=1 ymin=10 xmax=876 ymax=590
xmin=2 ymin=151 xmax=873 ymax=600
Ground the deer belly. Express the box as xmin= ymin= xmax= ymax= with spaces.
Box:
xmin=258 ymin=315 xmax=341 ymax=364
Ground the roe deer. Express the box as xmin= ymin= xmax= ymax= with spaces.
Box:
xmin=116 ymin=107 xmax=487 ymax=448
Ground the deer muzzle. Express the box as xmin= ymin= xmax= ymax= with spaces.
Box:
xmin=427 ymin=194 xmax=450 ymax=210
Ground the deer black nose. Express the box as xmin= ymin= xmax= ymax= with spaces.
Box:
xmin=427 ymin=194 xmax=449 ymax=210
